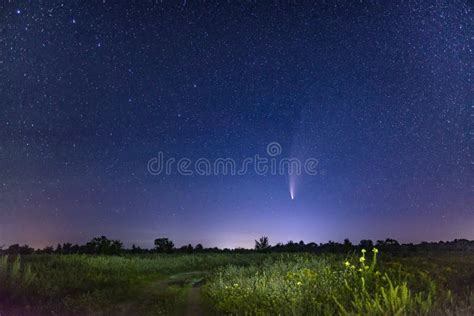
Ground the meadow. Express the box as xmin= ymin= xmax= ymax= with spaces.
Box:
xmin=0 ymin=250 xmax=473 ymax=315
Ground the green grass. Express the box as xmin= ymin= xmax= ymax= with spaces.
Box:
xmin=0 ymin=251 xmax=473 ymax=315
xmin=0 ymin=253 xmax=269 ymax=314
xmin=203 ymin=250 xmax=474 ymax=315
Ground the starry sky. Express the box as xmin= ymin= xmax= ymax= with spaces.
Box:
xmin=1 ymin=1 xmax=472 ymax=249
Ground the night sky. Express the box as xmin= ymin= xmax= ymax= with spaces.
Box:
xmin=1 ymin=1 xmax=472 ymax=249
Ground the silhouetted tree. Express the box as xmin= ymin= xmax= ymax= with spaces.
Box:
xmin=70 ymin=244 xmax=80 ymax=253
xmin=385 ymin=238 xmax=400 ymax=246
xmin=154 ymin=238 xmax=174 ymax=253
xmin=85 ymin=236 xmax=123 ymax=255
xmin=41 ymin=246 xmax=54 ymax=254
xmin=178 ymin=244 xmax=194 ymax=253
xmin=343 ymin=239 xmax=353 ymax=252
xmin=285 ymin=240 xmax=299 ymax=252
xmin=5 ymin=244 xmax=34 ymax=255
xmin=306 ymin=242 xmax=318 ymax=251
xmin=185 ymin=244 xmax=193 ymax=253
xmin=321 ymin=240 xmax=342 ymax=253
xmin=194 ymin=243 xmax=204 ymax=252
xmin=375 ymin=238 xmax=400 ymax=251
xmin=359 ymin=239 xmax=374 ymax=249
xmin=255 ymin=236 xmax=270 ymax=250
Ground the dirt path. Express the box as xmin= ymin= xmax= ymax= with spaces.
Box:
xmin=185 ymin=285 xmax=204 ymax=316
xmin=168 ymin=271 xmax=206 ymax=316
xmin=166 ymin=271 xmax=207 ymax=316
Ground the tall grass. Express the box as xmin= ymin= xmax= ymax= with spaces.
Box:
xmin=0 ymin=255 xmax=36 ymax=297
xmin=0 ymin=252 xmax=472 ymax=314
xmin=0 ymin=253 xmax=271 ymax=313
xmin=203 ymin=250 xmax=443 ymax=315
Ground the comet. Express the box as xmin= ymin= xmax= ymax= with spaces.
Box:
xmin=289 ymin=174 xmax=297 ymax=200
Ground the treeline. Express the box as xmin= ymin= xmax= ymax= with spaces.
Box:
xmin=252 ymin=237 xmax=474 ymax=253
xmin=1 ymin=236 xmax=474 ymax=256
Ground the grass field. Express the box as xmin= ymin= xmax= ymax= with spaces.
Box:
xmin=1 ymin=250 xmax=473 ymax=315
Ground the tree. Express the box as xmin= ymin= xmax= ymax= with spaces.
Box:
xmin=255 ymin=236 xmax=270 ymax=250
xmin=154 ymin=238 xmax=174 ymax=253
xmin=185 ymin=244 xmax=193 ymax=253
xmin=5 ymin=244 xmax=34 ymax=255
xmin=359 ymin=239 xmax=374 ymax=249
xmin=62 ymin=243 xmax=73 ymax=254
xmin=343 ymin=238 xmax=353 ymax=252
xmin=42 ymin=246 xmax=54 ymax=254
xmin=375 ymin=238 xmax=400 ymax=251
xmin=85 ymin=236 xmax=123 ymax=255
xmin=385 ymin=238 xmax=400 ymax=246
xmin=306 ymin=242 xmax=318 ymax=251
xmin=194 ymin=243 xmax=204 ymax=252
xmin=178 ymin=244 xmax=193 ymax=253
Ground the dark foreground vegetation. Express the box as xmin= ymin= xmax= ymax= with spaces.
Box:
xmin=4 ymin=236 xmax=474 ymax=256
xmin=1 ymin=238 xmax=473 ymax=315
